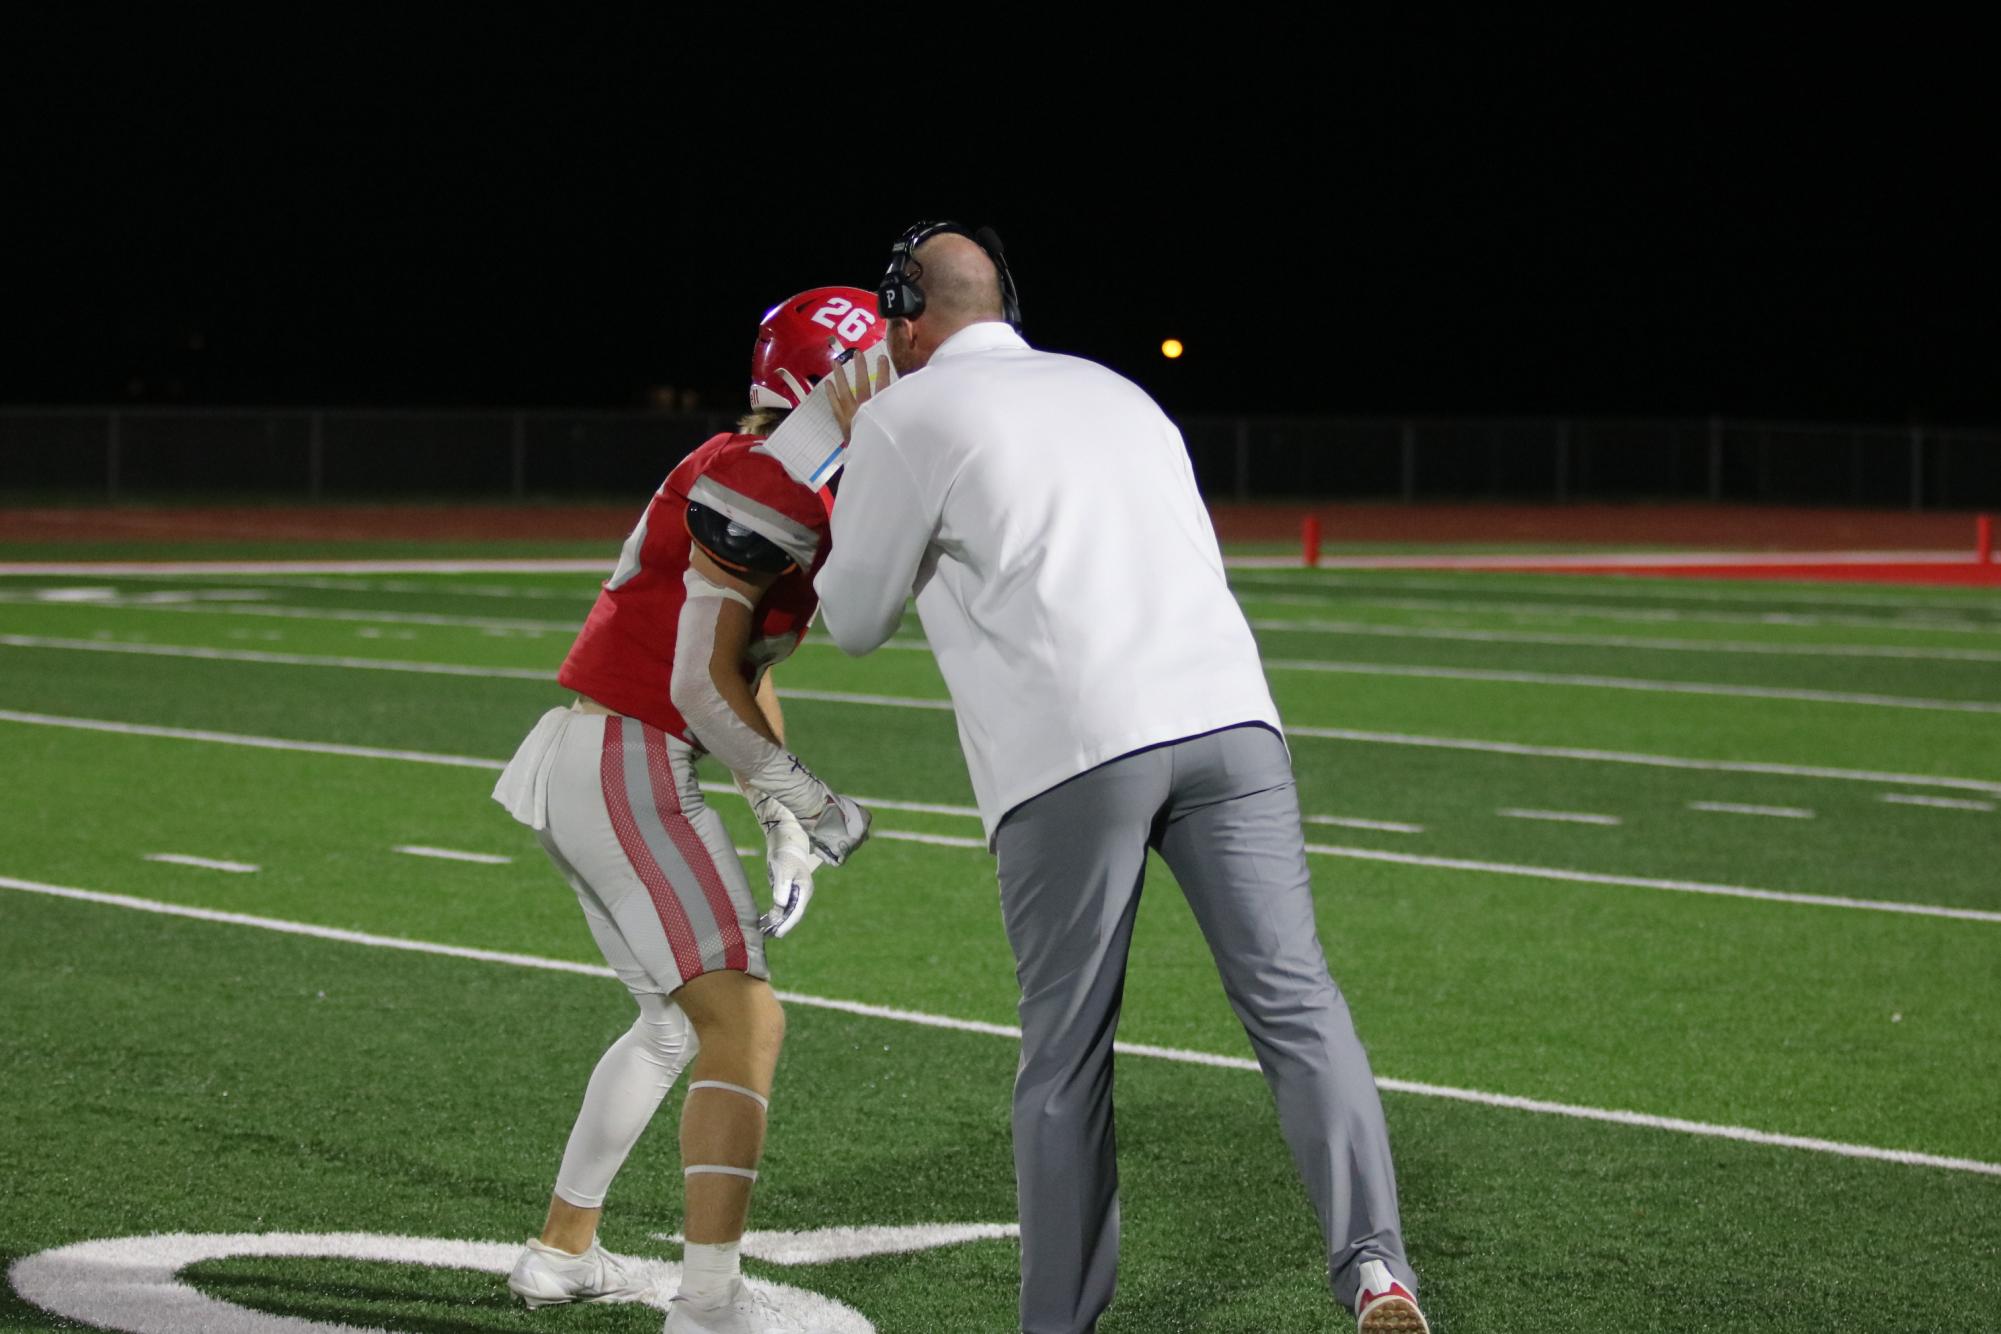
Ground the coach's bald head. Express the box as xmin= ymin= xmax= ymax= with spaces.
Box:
xmin=887 ymin=232 xmax=1006 ymax=373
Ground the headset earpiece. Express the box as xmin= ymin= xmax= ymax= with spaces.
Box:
xmin=877 ymin=220 xmax=1022 ymax=331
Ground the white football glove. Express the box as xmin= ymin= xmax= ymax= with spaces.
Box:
xmin=804 ymin=790 xmax=871 ymax=867
xmin=760 ymin=844 xmax=819 ymax=939
xmin=742 ymin=780 xmax=823 ymax=938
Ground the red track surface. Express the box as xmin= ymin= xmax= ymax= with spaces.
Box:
xmin=2 ymin=502 xmax=1995 ymax=586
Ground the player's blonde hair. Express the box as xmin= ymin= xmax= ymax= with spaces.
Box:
xmin=737 ymin=406 xmax=790 ymax=437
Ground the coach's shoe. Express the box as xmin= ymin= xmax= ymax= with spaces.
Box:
xmin=1355 ymin=1259 xmax=1430 ymax=1333
xmin=507 ymin=1237 xmax=650 ymax=1308
xmin=662 ymin=1276 xmax=766 ymax=1333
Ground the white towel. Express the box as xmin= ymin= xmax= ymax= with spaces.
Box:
xmin=491 ymin=706 xmax=572 ymax=830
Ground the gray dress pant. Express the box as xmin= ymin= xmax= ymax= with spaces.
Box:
xmin=994 ymin=723 xmax=1415 ymax=1334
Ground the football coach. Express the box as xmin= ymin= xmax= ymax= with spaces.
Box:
xmin=814 ymin=222 xmax=1429 ymax=1334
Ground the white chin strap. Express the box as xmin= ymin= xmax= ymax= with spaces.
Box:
xmin=748 ymin=383 xmax=793 ymax=410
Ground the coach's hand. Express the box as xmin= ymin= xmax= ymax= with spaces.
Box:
xmin=826 ymin=340 xmax=882 ymax=443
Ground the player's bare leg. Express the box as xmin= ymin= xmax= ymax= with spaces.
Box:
xmin=667 ymin=969 xmax=784 ymax=1326
xmin=507 ymin=989 xmax=698 ymax=1308
xmin=538 ymin=1197 xmax=601 ymax=1255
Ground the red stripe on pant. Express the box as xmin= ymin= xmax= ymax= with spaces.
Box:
xmin=600 ymin=720 xmax=706 ymax=982
xmin=644 ymin=725 xmax=749 ymax=972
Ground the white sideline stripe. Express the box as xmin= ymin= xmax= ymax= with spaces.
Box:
xmin=0 ymin=559 xmax=609 ymax=575
xmin=1226 ymin=548 xmax=1973 ymax=571
xmin=873 ymin=829 xmax=988 ymax=850
xmin=1306 ymin=815 xmax=1426 ymax=834
xmin=1264 ymin=657 xmax=2001 ymax=715
xmin=0 ymin=634 xmax=553 ymax=680
xmin=0 ymin=637 xmax=948 ymax=710
xmin=116 ymin=600 xmax=581 ymax=633
xmin=1879 ymin=794 xmax=1998 ymax=813
xmin=8 ymin=705 xmax=2000 ymax=843
xmin=3 ymin=873 xmax=1995 ymax=1180
xmin=144 ymin=853 xmax=259 ymax=874
xmin=116 ymin=573 xmax=600 ymax=601
xmin=1238 ymin=589 xmax=2001 ymax=638
xmin=1300 ymin=843 xmax=2001 ymax=923
xmin=392 ymin=846 xmax=514 ymax=865
xmin=0 ymin=709 xmax=508 ymax=770
xmin=697 ymin=780 xmax=979 ymax=820
xmin=1229 ymin=569 xmax=2001 ymax=613
xmin=1689 ymin=802 xmax=1817 ymax=819
xmin=1285 ymin=725 xmax=2001 ymax=795
xmin=1247 ymin=616 xmax=2001 ymax=663
xmin=777 ymin=686 xmax=955 ymax=712
xmin=9 ymin=709 xmax=1989 ymax=925
xmin=1497 ymin=808 xmax=1623 ymax=826
xmin=12 ymin=626 xmax=2000 ymax=732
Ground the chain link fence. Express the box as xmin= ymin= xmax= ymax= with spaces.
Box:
xmin=3 ymin=407 xmax=1997 ymax=508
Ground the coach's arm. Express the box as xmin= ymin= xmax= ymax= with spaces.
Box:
xmin=814 ymin=411 xmax=932 ymax=656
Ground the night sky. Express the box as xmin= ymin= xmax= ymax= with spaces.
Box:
xmin=5 ymin=13 xmax=1995 ymax=424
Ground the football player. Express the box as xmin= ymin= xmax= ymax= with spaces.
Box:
xmin=492 ymin=288 xmax=883 ymax=1331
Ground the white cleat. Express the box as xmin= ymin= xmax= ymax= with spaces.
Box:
xmin=506 ymin=1237 xmax=651 ymax=1309
xmin=663 ymin=1277 xmax=769 ymax=1333
xmin=1355 ymin=1258 xmax=1431 ymax=1333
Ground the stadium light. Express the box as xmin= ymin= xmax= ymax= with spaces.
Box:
xmin=1160 ymin=338 xmax=1184 ymax=360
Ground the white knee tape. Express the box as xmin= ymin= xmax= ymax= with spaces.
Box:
xmin=687 ymin=1080 xmax=769 ymax=1111
xmin=684 ymin=1164 xmax=760 ymax=1181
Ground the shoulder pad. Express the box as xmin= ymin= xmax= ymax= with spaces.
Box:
xmin=686 ymin=501 xmax=795 ymax=576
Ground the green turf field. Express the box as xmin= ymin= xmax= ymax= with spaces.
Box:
xmin=3 ymin=556 xmax=1998 ymax=1332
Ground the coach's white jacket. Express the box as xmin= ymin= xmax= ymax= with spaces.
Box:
xmin=815 ymin=321 xmax=1282 ymax=843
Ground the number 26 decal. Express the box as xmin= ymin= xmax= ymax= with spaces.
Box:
xmin=810 ymin=297 xmax=878 ymax=342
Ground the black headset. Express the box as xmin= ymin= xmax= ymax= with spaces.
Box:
xmin=877 ymin=220 xmax=1022 ymax=330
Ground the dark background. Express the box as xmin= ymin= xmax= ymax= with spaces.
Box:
xmin=3 ymin=12 xmax=1995 ymax=424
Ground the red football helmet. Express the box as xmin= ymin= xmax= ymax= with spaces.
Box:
xmin=749 ymin=286 xmax=885 ymax=410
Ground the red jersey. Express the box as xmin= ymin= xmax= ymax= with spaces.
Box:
xmin=558 ymin=432 xmax=831 ymax=743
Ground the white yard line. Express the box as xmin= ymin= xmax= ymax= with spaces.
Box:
xmin=1246 ymin=616 xmax=2001 ymax=663
xmin=5 ymin=871 xmax=1996 ymax=1178
xmin=0 ymin=637 xmax=947 ymax=708
xmin=873 ymin=829 xmax=988 ymax=850
xmin=1497 ymin=808 xmax=1623 ymax=826
xmin=1301 ymin=843 xmax=2001 ymax=924
xmin=143 ymin=853 xmax=259 ymax=874
xmin=1879 ymin=794 xmax=1998 ymax=813
xmin=9 ymin=708 xmax=2000 ymax=821
xmin=8 ymin=709 xmax=1994 ymax=925
xmin=0 ymin=634 xmax=553 ymax=679
xmin=0 ymin=709 xmax=508 ymax=770
xmin=1236 ymin=589 xmax=2001 ymax=637
xmin=1263 ymin=657 xmax=2001 ymax=715
xmin=1228 ymin=568 xmax=1995 ymax=607
xmin=1225 ymin=548 xmax=1974 ymax=571
xmin=1283 ymin=725 xmax=2001 ymax=795
xmin=1305 ymin=815 xmax=1426 ymax=834
xmin=0 ymin=559 xmax=609 ymax=576
xmin=120 ymin=601 xmax=581 ymax=633
xmin=392 ymin=846 xmax=513 ymax=865
xmin=1688 ymin=802 xmax=1817 ymax=819
xmin=10 ymin=633 xmax=1994 ymax=718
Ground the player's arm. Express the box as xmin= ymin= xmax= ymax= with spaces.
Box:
xmin=683 ymin=545 xmax=782 ymax=746
xmin=753 ymin=671 xmax=785 ymax=745
xmin=671 ymin=504 xmax=868 ymax=866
